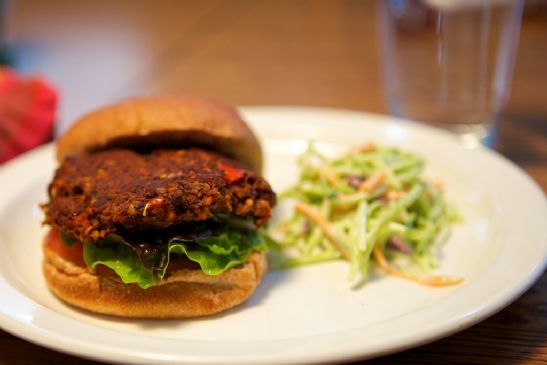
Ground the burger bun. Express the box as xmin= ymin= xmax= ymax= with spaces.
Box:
xmin=43 ymin=243 xmax=267 ymax=318
xmin=56 ymin=95 xmax=263 ymax=172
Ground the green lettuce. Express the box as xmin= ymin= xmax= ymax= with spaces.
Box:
xmin=83 ymin=229 xmax=268 ymax=289
xmin=169 ymin=230 xmax=268 ymax=275
xmin=83 ymin=240 xmax=157 ymax=288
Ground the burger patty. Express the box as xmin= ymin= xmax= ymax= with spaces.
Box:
xmin=43 ymin=148 xmax=276 ymax=242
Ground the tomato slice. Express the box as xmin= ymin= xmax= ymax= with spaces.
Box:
xmin=44 ymin=228 xmax=85 ymax=267
xmin=45 ymin=229 xmax=119 ymax=277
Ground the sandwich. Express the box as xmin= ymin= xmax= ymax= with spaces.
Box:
xmin=41 ymin=96 xmax=276 ymax=318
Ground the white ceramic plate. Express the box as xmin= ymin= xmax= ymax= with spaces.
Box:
xmin=0 ymin=107 xmax=545 ymax=365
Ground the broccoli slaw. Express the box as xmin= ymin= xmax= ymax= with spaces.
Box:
xmin=268 ymin=143 xmax=463 ymax=287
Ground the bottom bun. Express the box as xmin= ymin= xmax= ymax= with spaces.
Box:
xmin=43 ymin=244 xmax=267 ymax=318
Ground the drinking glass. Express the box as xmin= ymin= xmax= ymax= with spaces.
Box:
xmin=378 ymin=0 xmax=524 ymax=148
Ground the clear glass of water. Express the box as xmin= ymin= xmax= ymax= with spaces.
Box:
xmin=378 ymin=0 xmax=524 ymax=148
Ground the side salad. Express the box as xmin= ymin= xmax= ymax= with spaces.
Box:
xmin=268 ymin=143 xmax=463 ymax=287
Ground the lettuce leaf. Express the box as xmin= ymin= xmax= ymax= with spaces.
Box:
xmin=83 ymin=229 xmax=268 ymax=289
xmin=83 ymin=240 xmax=158 ymax=288
xmin=169 ymin=230 xmax=268 ymax=275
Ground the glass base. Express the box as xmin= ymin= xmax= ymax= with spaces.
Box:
xmin=387 ymin=99 xmax=498 ymax=149
xmin=454 ymin=122 xmax=497 ymax=149
xmin=417 ymin=120 xmax=497 ymax=149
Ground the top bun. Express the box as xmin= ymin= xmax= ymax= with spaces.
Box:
xmin=56 ymin=96 xmax=262 ymax=172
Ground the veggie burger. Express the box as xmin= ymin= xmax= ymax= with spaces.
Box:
xmin=41 ymin=96 xmax=276 ymax=318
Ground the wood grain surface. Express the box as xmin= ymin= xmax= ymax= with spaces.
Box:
xmin=1 ymin=1 xmax=545 ymax=364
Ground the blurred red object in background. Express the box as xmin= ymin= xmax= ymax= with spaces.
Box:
xmin=0 ymin=67 xmax=57 ymax=163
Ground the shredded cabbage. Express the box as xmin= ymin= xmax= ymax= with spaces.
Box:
xmin=268 ymin=143 xmax=460 ymax=285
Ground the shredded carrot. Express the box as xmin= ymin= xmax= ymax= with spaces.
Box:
xmin=350 ymin=143 xmax=377 ymax=154
xmin=331 ymin=204 xmax=356 ymax=217
xmin=385 ymin=189 xmax=405 ymax=201
xmin=358 ymin=173 xmax=386 ymax=192
xmin=321 ymin=168 xmax=340 ymax=186
xmin=294 ymin=202 xmax=350 ymax=260
xmin=373 ymin=246 xmax=463 ymax=287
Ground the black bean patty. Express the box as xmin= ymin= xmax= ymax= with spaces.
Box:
xmin=42 ymin=148 xmax=276 ymax=242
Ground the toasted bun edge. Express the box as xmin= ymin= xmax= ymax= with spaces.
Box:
xmin=55 ymin=95 xmax=263 ymax=172
xmin=43 ymin=244 xmax=267 ymax=318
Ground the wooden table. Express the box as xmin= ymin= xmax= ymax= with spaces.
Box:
xmin=1 ymin=1 xmax=545 ymax=364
